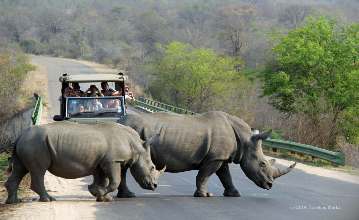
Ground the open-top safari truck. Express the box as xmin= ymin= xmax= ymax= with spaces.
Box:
xmin=53 ymin=72 xmax=128 ymax=123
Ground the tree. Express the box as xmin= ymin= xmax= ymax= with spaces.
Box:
xmin=215 ymin=4 xmax=257 ymax=69
xmin=263 ymin=17 xmax=359 ymax=146
xmin=148 ymin=41 xmax=244 ymax=112
xmin=278 ymin=4 xmax=311 ymax=29
xmin=176 ymin=4 xmax=212 ymax=47
xmin=133 ymin=11 xmax=168 ymax=58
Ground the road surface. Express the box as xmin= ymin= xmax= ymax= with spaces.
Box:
xmin=1 ymin=56 xmax=358 ymax=220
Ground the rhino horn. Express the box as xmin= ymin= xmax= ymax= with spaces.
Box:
xmin=159 ymin=165 xmax=166 ymax=174
xmin=272 ymin=162 xmax=296 ymax=179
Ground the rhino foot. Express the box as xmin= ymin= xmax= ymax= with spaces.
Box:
xmin=194 ymin=190 xmax=213 ymax=197
xmin=88 ymin=184 xmax=98 ymax=197
xmin=223 ymin=189 xmax=240 ymax=197
xmin=96 ymin=194 xmax=113 ymax=202
xmin=39 ymin=195 xmax=56 ymax=202
xmin=117 ymin=190 xmax=136 ymax=198
xmin=88 ymin=184 xmax=107 ymax=198
xmin=5 ymin=197 xmax=22 ymax=204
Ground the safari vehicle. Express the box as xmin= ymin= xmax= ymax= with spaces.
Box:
xmin=53 ymin=73 xmax=127 ymax=123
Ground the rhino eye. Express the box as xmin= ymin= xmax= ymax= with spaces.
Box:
xmin=151 ymin=166 xmax=155 ymax=171
xmin=259 ymin=162 xmax=266 ymax=167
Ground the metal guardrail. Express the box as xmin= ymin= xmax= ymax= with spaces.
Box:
xmin=131 ymin=97 xmax=345 ymax=165
xmin=31 ymin=96 xmax=43 ymax=125
xmin=135 ymin=97 xmax=196 ymax=115
xmin=132 ymin=98 xmax=169 ymax=113
xmin=263 ymin=139 xmax=345 ymax=166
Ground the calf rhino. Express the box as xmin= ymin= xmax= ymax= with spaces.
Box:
xmin=5 ymin=121 xmax=164 ymax=203
xmin=117 ymin=111 xmax=295 ymax=197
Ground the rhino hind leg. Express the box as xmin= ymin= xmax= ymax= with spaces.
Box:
xmin=117 ymin=167 xmax=136 ymax=198
xmin=216 ymin=163 xmax=240 ymax=197
xmin=194 ymin=161 xmax=223 ymax=197
xmin=30 ymin=171 xmax=55 ymax=202
xmin=5 ymin=157 xmax=28 ymax=204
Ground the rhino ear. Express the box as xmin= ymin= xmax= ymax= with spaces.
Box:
xmin=140 ymin=128 xmax=148 ymax=141
xmin=142 ymin=140 xmax=150 ymax=150
xmin=143 ymin=127 xmax=164 ymax=150
xmin=251 ymin=130 xmax=272 ymax=143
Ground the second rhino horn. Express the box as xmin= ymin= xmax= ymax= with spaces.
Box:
xmin=159 ymin=165 xmax=166 ymax=174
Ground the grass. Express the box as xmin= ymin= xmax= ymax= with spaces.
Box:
xmin=0 ymin=153 xmax=9 ymax=182
xmin=0 ymin=153 xmax=10 ymax=203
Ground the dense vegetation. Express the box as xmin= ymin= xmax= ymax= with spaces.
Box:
xmin=0 ymin=0 xmax=358 ymax=148
xmin=0 ymin=45 xmax=34 ymax=121
xmin=263 ymin=18 xmax=359 ymax=147
xmin=0 ymin=0 xmax=358 ymax=67
xmin=147 ymin=42 xmax=247 ymax=112
xmin=0 ymin=153 xmax=9 ymax=182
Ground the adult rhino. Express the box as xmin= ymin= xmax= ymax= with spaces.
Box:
xmin=5 ymin=121 xmax=164 ymax=204
xmin=117 ymin=111 xmax=296 ymax=197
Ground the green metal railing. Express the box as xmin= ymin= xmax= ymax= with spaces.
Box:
xmin=131 ymin=96 xmax=345 ymax=166
xmin=132 ymin=98 xmax=169 ymax=113
xmin=134 ymin=97 xmax=196 ymax=115
xmin=263 ymin=139 xmax=345 ymax=166
xmin=31 ymin=96 xmax=43 ymax=125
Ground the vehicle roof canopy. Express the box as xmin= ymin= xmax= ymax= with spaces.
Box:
xmin=59 ymin=73 xmax=128 ymax=83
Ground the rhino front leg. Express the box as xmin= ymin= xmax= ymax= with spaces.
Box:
xmin=95 ymin=162 xmax=122 ymax=202
xmin=194 ymin=160 xmax=223 ymax=197
xmin=30 ymin=171 xmax=55 ymax=202
xmin=117 ymin=166 xmax=135 ymax=198
xmin=216 ymin=163 xmax=240 ymax=197
xmin=88 ymin=168 xmax=111 ymax=201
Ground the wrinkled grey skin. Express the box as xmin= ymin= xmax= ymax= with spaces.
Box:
xmin=5 ymin=121 xmax=163 ymax=204
xmin=118 ymin=111 xmax=295 ymax=197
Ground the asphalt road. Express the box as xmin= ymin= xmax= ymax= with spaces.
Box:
xmin=23 ymin=56 xmax=359 ymax=220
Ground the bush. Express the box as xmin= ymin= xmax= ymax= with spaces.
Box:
xmin=0 ymin=45 xmax=35 ymax=121
xmin=263 ymin=17 xmax=359 ymax=147
xmin=20 ymin=39 xmax=43 ymax=55
xmin=0 ymin=153 xmax=9 ymax=182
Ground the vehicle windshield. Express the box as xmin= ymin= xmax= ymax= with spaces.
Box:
xmin=66 ymin=96 xmax=125 ymax=118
